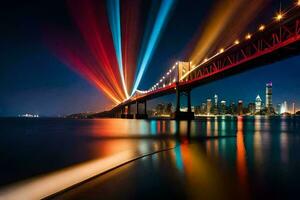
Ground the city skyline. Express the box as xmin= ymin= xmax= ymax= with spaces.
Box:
xmin=147 ymin=73 xmax=300 ymax=115
xmin=196 ymin=82 xmax=298 ymax=114
xmin=149 ymin=81 xmax=299 ymax=117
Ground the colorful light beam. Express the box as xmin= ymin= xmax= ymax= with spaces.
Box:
xmin=48 ymin=34 xmax=123 ymax=104
xmin=132 ymin=0 xmax=175 ymax=96
xmin=107 ymin=0 xmax=129 ymax=99
xmin=121 ymin=0 xmax=142 ymax=96
xmin=49 ymin=0 xmax=175 ymax=104
xmin=189 ymin=0 xmax=269 ymax=65
xmin=61 ymin=0 xmax=126 ymax=103
xmin=63 ymin=50 xmax=123 ymax=104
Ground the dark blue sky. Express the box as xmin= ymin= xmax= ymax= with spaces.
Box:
xmin=0 ymin=0 xmax=299 ymax=116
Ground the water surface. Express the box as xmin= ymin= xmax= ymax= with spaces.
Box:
xmin=1 ymin=116 xmax=300 ymax=199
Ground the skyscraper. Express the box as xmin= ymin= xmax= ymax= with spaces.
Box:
xmin=220 ymin=100 xmax=226 ymax=115
xmin=280 ymin=101 xmax=288 ymax=114
xmin=207 ymin=99 xmax=212 ymax=115
xmin=255 ymin=95 xmax=262 ymax=113
xmin=201 ymin=103 xmax=206 ymax=115
xmin=214 ymin=94 xmax=218 ymax=115
xmin=266 ymin=82 xmax=273 ymax=110
xmin=248 ymin=103 xmax=256 ymax=115
xmin=293 ymin=102 xmax=295 ymax=115
xmin=276 ymin=103 xmax=281 ymax=115
xmin=237 ymin=100 xmax=243 ymax=115
xmin=230 ymin=102 xmax=236 ymax=115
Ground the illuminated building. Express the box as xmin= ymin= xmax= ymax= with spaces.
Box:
xmin=165 ymin=103 xmax=173 ymax=115
xmin=293 ymin=102 xmax=296 ymax=115
xmin=266 ymin=83 xmax=273 ymax=112
xmin=207 ymin=99 xmax=212 ymax=115
xmin=255 ymin=95 xmax=262 ymax=113
xmin=214 ymin=94 xmax=218 ymax=115
xmin=220 ymin=100 xmax=226 ymax=115
xmin=248 ymin=103 xmax=255 ymax=115
xmin=154 ymin=103 xmax=173 ymax=116
xmin=280 ymin=101 xmax=288 ymax=114
xmin=201 ymin=103 xmax=207 ymax=114
xmin=155 ymin=104 xmax=164 ymax=115
xmin=194 ymin=106 xmax=201 ymax=115
xmin=230 ymin=102 xmax=236 ymax=115
xmin=276 ymin=103 xmax=281 ymax=115
xmin=237 ymin=100 xmax=243 ymax=115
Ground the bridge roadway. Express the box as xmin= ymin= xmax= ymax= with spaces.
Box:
xmin=110 ymin=6 xmax=300 ymax=119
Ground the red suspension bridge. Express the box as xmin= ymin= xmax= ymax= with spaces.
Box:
xmin=108 ymin=5 xmax=300 ymax=119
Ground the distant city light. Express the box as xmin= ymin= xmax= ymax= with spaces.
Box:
xmin=219 ymin=48 xmax=224 ymax=53
xmin=234 ymin=40 xmax=240 ymax=45
xmin=259 ymin=24 xmax=265 ymax=31
xmin=19 ymin=114 xmax=39 ymax=118
xmin=297 ymin=0 xmax=300 ymax=6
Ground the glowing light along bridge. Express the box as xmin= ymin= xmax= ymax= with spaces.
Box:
xmin=110 ymin=6 xmax=300 ymax=119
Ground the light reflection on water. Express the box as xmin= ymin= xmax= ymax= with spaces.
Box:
xmin=166 ymin=116 xmax=300 ymax=199
xmin=84 ymin=117 xmax=240 ymax=138
xmin=1 ymin=116 xmax=300 ymax=198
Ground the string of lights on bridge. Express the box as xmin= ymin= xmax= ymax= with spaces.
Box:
xmin=137 ymin=0 xmax=300 ymax=95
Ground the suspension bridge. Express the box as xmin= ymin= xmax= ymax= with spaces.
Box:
xmin=109 ymin=5 xmax=300 ymax=119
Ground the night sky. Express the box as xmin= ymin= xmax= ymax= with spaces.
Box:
xmin=0 ymin=0 xmax=299 ymax=117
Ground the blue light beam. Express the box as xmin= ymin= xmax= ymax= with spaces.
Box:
xmin=131 ymin=0 xmax=175 ymax=96
xmin=107 ymin=0 xmax=129 ymax=98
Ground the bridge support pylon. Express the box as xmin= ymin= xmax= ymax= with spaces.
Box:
xmin=135 ymin=101 xmax=148 ymax=119
xmin=172 ymin=88 xmax=194 ymax=120
xmin=115 ymin=107 xmax=124 ymax=118
xmin=121 ymin=104 xmax=134 ymax=119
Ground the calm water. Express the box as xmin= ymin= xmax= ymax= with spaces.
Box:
xmin=1 ymin=116 xmax=300 ymax=198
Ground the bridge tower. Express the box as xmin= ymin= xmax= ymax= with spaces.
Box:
xmin=172 ymin=61 xmax=195 ymax=120
xmin=173 ymin=87 xmax=194 ymax=120
xmin=121 ymin=104 xmax=134 ymax=119
xmin=135 ymin=101 xmax=148 ymax=119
